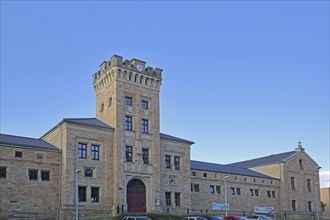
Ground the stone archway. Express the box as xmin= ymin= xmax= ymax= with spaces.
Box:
xmin=127 ymin=179 xmax=146 ymax=213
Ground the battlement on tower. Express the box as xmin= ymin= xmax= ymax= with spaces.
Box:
xmin=93 ymin=55 xmax=163 ymax=94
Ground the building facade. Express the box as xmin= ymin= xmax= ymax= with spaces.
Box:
xmin=0 ymin=55 xmax=321 ymax=219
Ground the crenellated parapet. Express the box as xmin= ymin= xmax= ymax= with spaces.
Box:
xmin=93 ymin=55 xmax=163 ymax=94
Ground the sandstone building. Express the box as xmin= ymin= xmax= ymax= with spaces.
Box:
xmin=0 ymin=55 xmax=321 ymax=219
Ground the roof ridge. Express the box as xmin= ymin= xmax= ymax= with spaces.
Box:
xmin=0 ymin=133 xmax=41 ymax=140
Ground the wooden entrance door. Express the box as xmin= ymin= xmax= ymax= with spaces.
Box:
xmin=127 ymin=179 xmax=146 ymax=213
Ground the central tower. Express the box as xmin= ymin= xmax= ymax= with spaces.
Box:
xmin=93 ymin=55 xmax=163 ymax=213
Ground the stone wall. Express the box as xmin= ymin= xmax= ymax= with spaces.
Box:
xmin=0 ymin=145 xmax=60 ymax=219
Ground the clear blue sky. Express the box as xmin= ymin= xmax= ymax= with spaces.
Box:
xmin=1 ymin=1 xmax=329 ymax=186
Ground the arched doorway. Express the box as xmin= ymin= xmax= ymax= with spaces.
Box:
xmin=127 ymin=179 xmax=146 ymax=213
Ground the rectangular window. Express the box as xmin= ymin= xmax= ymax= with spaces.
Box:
xmin=29 ymin=169 xmax=38 ymax=180
xmin=307 ymin=179 xmax=311 ymax=191
xmin=255 ymin=189 xmax=259 ymax=196
xmin=142 ymin=148 xmax=149 ymax=164
xmin=78 ymin=143 xmax=87 ymax=159
xmin=85 ymin=168 xmax=93 ymax=177
xmin=125 ymin=96 xmax=132 ymax=106
xmin=216 ymin=185 xmax=221 ymax=194
xmin=210 ymin=185 xmax=215 ymax=194
xmin=194 ymin=184 xmax=200 ymax=192
xmin=291 ymin=177 xmax=295 ymax=189
xmin=292 ymin=200 xmax=296 ymax=211
xmin=91 ymin=145 xmax=99 ymax=160
xmin=125 ymin=146 xmax=133 ymax=162
xmin=236 ymin=187 xmax=241 ymax=195
xmin=165 ymin=155 xmax=171 ymax=168
xmin=267 ymin=190 xmax=271 ymax=198
xmin=308 ymin=201 xmax=312 ymax=212
xmin=41 ymin=170 xmax=50 ymax=181
xmin=249 ymin=188 xmax=254 ymax=196
xmin=142 ymin=100 xmax=148 ymax=109
xmin=78 ymin=186 xmax=87 ymax=202
xmin=272 ymin=191 xmax=276 ymax=198
xmin=91 ymin=187 xmax=99 ymax=202
xmin=192 ymin=171 xmax=197 ymax=176
xmin=0 ymin=166 xmax=6 ymax=178
xmin=231 ymin=187 xmax=236 ymax=195
xmin=174 ymin=156 xmax=180 ymax=170
xmin=15 ymin=151 xmax=22 ymax=158
xmin=203 ymin=172 xmax=207 ymax=178
xmin=165 ymin=192 xmax=171 ymax=206
xmin=124 ymin=116 xmax=133 ymax=130
xmin=141 ymin=119 xmax=149 ymax=133
xmin=175 ymin=193 xmax=180 ymax=206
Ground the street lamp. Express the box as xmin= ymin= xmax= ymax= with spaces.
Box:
xmin=75 ymin=169 xmax=81 ymax=220
xmin=315 ymin=182 xmax=319 ymax=220
xmin=224 ymin=175 xmax=229 ymax=216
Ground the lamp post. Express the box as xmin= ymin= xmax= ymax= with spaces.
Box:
xmin=315 ymin=182 xmax=319 ymax=220
xmin=224 ymin=175 xmax=229 ymax=216
xmin=75 ymin=169 xmax=81 ymax=220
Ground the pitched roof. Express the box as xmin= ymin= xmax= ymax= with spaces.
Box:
xmin=191 ymin=160 xmax=276 ymax=179
xmin=63 ymin=118 xmax=114 ymax=129
xmin=0 ymin=133 xmax=59 ymax=152
xmin=228 ymin=151 xmax=297 ymax=168
xmin=160 ymin=133 xmax=194 ymax=144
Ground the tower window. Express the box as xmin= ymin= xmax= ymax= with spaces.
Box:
xmin=142 ymin=148 xmax=149 ymax=164
xmin=124 ymin=116 xmax=133 ymax=130
xmin=141 ymin=119 xmax=149 ymax=133
xmin=125 ymin=96 xmax=132 ymax=106
xmin=308 ymin=201 xmax=312 ymax=212
xmin=125 ymin=146 xmax=133 ymax=162
xmin=292 ymin=200 xmax=296 ymax=211
xmin=142 ymin=100 xmax=148 ymax=109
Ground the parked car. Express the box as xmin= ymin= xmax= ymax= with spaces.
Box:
xmin=204 ymin=216 xmax=223 ymax=220
xmin=223 ymin=216 xmax=248 ymax=220
xmin=183 ymin=217 xmax=208 ymax=220
xmin=123 ymin=216 xmax=152 ymax=220
xmin=246 ymin=214 xmax=274 ymax=220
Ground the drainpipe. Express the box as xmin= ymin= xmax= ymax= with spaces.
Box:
xmin=57 ymin=125 xmax=63 ymax=220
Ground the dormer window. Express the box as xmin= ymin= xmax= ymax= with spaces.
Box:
xmin=125 ymin=96 xmax=132 ymax=106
